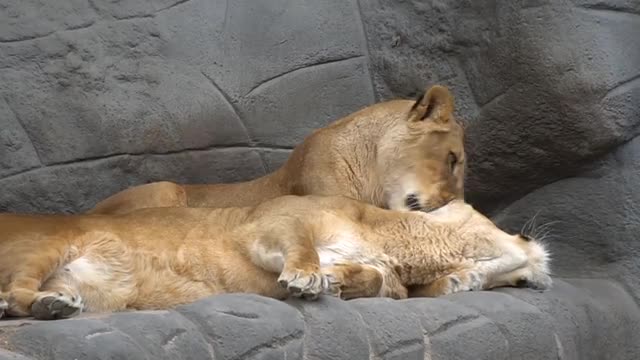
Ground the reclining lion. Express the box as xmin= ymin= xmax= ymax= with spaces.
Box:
xmin=0 ymin=196 xmax=551 ymax=320
xmin=89 ymin=85 xmax=465 ymax=215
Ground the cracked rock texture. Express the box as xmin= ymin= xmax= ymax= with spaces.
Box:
xmin=1 ymin=0 xmax=640 ymax=359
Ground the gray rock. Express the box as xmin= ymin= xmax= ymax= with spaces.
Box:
xmin=7 ymin=318 xmax=148 ymax=360
xmin=0 ymin=349 xmax=33 ymax=360
xmin=239 ymin=56 xmax=374 ymax=147
xmin=359 ymin=0 xmax=640 ymax=211
xmin=0 ymin=15 xmax=249 ymax=165
xmin=1 ymin=0 xmax=640 ymax=359
xmin=349 ymin=297 xmax=425 ymax=360
xmin=175 ymin=293 xmax=304 ymax=360
xmin=357 ymin=0 xmax=479 ymax=117
xmin=0 ymin=0 xmax=98 ymax=43
xmin=174 ymin=0 xmax=368 ymax=101
xmin=446 ymin=291 xmax=558 ymax=360
xmin=0 ymin=0 xmax=375 ymax=213
xmin=455 ymin=0 xmax=640 ymax=209
xmin=0 ymin=148 xmax=266 ymax=214
xmin=401 ymin=297 xmax=508 ymax=360
xmin=492 ymin=136 xmax=640 ymax=302
xmin=104 ymin=310 xmax=214 ymax=360
xmin=495 ymin=278 xmax=640 ymax=360
xmin=285 ymin=296 xmax=370 ymax=360
xmin=0 ymin=97 xmax=40 ymax=178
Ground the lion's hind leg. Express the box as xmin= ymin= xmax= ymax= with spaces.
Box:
xmin=28 ymin=266 xmax=88 ymax=320
xmin=322 ymin=262 xmax=408 ymax=300
xmin=4 ymin=233 xmax=77 ymax=318
xmin=5 ymin=231 xmax=133 ymax=320
xmin=29 ymin=290 xmax=83 ymax=320
xmin=408 ymin=269 xmax=483 ymax=297
xmin=322 ymin=263 xmax=383 ymax=299
xmin=36 ymin=232 xmax=137 ymax=316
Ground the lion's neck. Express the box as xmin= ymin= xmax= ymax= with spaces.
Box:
xmin=327 ymin=119 xmax=392 ymax=206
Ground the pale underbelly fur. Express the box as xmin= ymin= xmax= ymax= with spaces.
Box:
xmin=46 ymin=246 xmax=217 ymax=312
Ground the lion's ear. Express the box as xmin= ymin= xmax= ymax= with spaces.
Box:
xmin=409 ymin=85 xmax=454 ymax=123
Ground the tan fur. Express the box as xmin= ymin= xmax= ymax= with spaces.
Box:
xmin=0 ymin=196 xmax=551 ymax=320
xmin=88 ymin=85 xmax=465 ymax=215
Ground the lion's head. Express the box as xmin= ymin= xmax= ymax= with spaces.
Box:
xmin=424 ymin=200 xmax=553 ymax=292
xmin=378 ymin=85 xmax=465 ymax=212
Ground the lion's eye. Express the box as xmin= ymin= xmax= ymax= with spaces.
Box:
xmin=448 ymin=152 xmax=457 ymax=172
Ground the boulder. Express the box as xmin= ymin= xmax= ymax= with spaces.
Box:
xmin=1 ymin=0 xmax=639 ymax=358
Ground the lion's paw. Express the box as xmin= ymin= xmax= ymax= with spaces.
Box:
xmin=320 ymin=273 xmax=343 ymax=298
xmin=447 ymin=271 xmax=484 ymax=294
xmin=464 ymin=271 xmax=484 ymax=291
xmin=31 ymin=292 xmax=83 ymax=320
xmin=277 ymin=269 xmax=331 ymax=300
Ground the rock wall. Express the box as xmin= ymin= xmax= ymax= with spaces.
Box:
xmin=0 ymin=0 xmax=375 ymax=212
xmin=1 ymin=0 xmax=640 ymax=359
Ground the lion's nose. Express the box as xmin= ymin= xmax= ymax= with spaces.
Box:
xmin=404 ymin=193 xmax=421 ymax=211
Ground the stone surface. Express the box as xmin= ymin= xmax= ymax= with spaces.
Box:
xmin=447 ymin=291 xmax=558 ymax=360
xmin=492 ymin=136 xmax=640 ymax=303
xmin=175 ymin=294 xmax=305 ymax=360
xmin=495 ymin=279 xmax=640 ymax=360
xmin=104 ymin=310 xmax=214 ymax=360
xmin=402 ymin=297 xmax=508 ymax=360
xmin=6 ymin=318 xmax=147 ymax=360
xmin=1 ymin=279 xmax=638 ymax=360
xmin=285 ymin=296 xmax=370 ymax=360
xmin=359 ymin=0 xmax=640 ymax=211
xmin=0 ymin=148 xmax=268 ymax=213
xmin=0 ymin=97 xmax=40 ymax=178
xmin=2 ymin=0 xmax=640 ymax=359
xmin=0 ymin=349 xmax=32 ymax=360
xmin=349 ymin=297 xmax=426 ymax=359
xmin=0 ymin=0 xmax=374 ymax=213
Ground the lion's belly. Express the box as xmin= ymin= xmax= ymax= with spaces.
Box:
xmin=47 ymin=254 xmax=138 ymax=312
xmin=50 ymin=246 xmax=222 ymax=312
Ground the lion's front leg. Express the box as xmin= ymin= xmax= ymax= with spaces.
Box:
xmin=245 ymin=217 xmax=332 ymax=300
xmin=275 ymin=234 xmax=331 ymax=300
